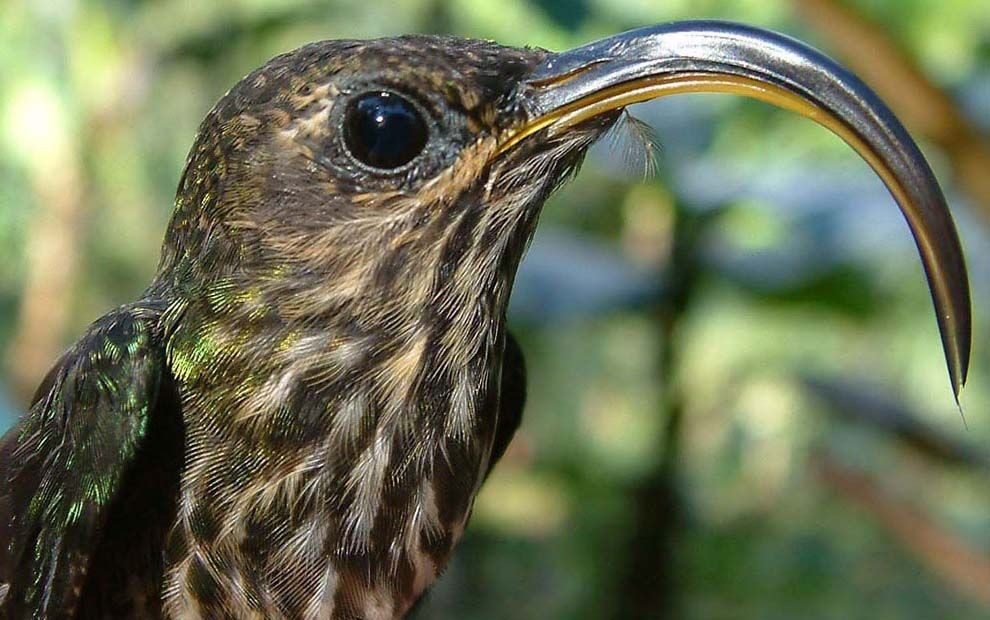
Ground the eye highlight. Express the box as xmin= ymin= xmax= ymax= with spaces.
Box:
xmin=342 ymin=91 xmax=428 ymax=170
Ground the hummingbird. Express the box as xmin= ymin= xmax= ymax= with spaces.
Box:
xmin=0 ymin=21 xmax=971 ymax=619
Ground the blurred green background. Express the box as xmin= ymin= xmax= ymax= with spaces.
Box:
xmin=2 ymin=0 xmax=989 ymax=618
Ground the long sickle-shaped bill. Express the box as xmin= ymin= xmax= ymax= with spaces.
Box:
xmin=510 ymin=20 xmax=971 ymax=400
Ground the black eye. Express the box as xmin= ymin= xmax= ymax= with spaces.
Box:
xmin=342 ymin=91 xmax=428 ymax=170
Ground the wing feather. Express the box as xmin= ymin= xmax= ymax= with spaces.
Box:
xmin=0 ymin=304 xmax=165 ymax=618
xmin=485 ymin=331 xmax=527 ymax=481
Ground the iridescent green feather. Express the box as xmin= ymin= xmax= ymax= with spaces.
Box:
xmin=0 ymin=304 xmax=164 ymax=618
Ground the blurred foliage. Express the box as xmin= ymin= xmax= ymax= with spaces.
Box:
xmin=1 ymin=0 xmax=988 ymax=618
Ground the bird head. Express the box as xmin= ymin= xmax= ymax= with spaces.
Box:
xmin=157 ymin=21 xmax=970 ymax=401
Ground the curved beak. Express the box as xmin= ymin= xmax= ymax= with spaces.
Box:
xmin=511 ymin=20 xmax=971 ymax=400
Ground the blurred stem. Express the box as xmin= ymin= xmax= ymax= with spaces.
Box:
xmin=794 ymin=0 xmax=990 ymax=217
xmin=616 ymin=202 xmax=707 ymax=619
xmin=421 ymin=0 xmax=454 ymax=34
xmin=5 ymin=104 xmax=84 ymax=406
xmin=813 ymin=451 xmax=990 ymax=608
xmin=802 ymin=374 xmax=990 ymax=470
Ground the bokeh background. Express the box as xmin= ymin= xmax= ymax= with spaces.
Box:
xmin=2 ymin=0 xmax=989 ymax=617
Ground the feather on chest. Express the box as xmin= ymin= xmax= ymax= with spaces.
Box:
xmin=162 ymin=299 xmax=507 ymax=618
